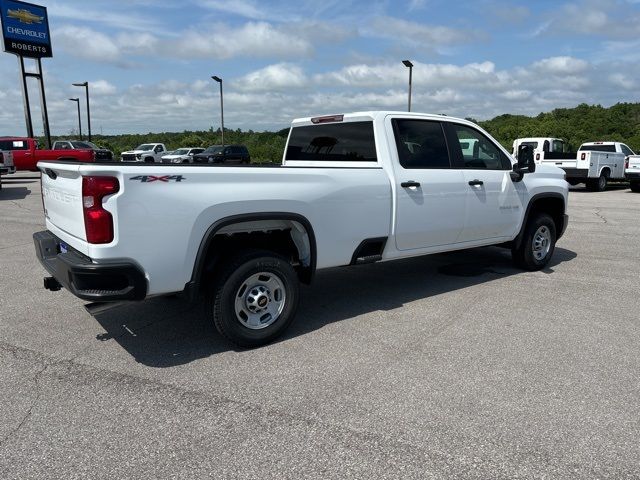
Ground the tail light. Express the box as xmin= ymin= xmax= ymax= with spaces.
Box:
xmin=625 ymin=158 xmax=629 ymax=169
xmin=581 ymin=152 xmax=586 ymax=161
xmin=536 ymin=153 xmax=540 ymax=161
xmin=82 ymin=176 xmax=119 ymax=244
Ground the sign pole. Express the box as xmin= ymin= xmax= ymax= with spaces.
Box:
xmin=36 ymin=57 xmax=51 ymax=148
xmin=17 ymin=55 xmax=34 ymax=138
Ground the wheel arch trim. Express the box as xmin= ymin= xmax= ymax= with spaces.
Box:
xmin=185 ymin=212 xmax=317 ymax=299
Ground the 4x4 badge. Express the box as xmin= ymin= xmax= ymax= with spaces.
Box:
xmin=130 ymin=175 xmax=185 ymax=183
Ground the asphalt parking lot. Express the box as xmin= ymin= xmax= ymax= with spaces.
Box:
xmin=1 ymin=171 xmax=639 ymax=479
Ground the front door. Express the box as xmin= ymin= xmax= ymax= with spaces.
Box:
xmin=390 ymin=118 xmax=467 ymax=250
xmin=445 ymin=123 xmax=522 ymax=242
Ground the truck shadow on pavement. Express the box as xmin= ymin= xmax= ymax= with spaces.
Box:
xmin=0 ymin=186 xmax=31 ymax=200
xmin=91 ymin=246 xmax=577 ymax=368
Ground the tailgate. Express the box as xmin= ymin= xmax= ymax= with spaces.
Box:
xmin=40 ymin=163 xmax=87 ymax=241
xmin=628 ymin=155 xmax=640 ymax=171
xmin=542 ymin=159 xmax=578 ymax=168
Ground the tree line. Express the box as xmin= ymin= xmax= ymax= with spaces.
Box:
xmin=44 ymin=102 xmax=640 ymax=162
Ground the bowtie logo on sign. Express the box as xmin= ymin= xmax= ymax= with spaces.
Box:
xmin=7 ymin=8 xmax=43 ymax=24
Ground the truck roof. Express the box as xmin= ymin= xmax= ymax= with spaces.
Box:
xmin=581 ymin=141 xmax=622 ymax=146
xmin=291 ymin=111 xmax=469 ymax=127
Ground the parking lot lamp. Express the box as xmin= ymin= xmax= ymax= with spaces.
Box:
xmin=72 ymin=82 xmax=91 ymax=142
xmin=211 ymin=76 xmax=224 ymax=148
xmin=68 ymin=98 xmax=82 ymax=140
xmin=402 ymin=60 xmax=413 ymax=112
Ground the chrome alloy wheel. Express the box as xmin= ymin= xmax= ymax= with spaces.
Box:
xmin=234 ymin=272 xmax=286 ymax=329
xmin=532 ymin=225 xmax=552 ymax=261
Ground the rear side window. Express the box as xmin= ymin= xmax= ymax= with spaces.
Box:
xmin=580 ymin=144 xmax=616 ymax=153
xmin=552 ymin=140 xmax=564 ymax=153
xmin=450 ymin=124 xmax=512 ymax=170
xmin=285 ymin=121 xmax=377 ymax=162
xmin=0 ymin=140 xmax=29 ymax=150
xmin=393 ymin=119 xmax=450 ymax=169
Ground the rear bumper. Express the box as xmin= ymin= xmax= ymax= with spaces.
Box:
xmin=33 ymin=230 xmax=147 ymax=301
xmin=626 ymin=171 xmax=640 ymax=180
xmin=561 ymin=168 xmax=588 ymax=179
xmin=0 ymin=165 xmax=16 ymax=175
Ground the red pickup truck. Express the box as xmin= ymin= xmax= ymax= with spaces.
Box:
xmin=0 ymin=137 xmax=97 ymax=171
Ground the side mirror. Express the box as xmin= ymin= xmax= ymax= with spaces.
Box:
xmin=517 ymin=144 xmax=536 ymax=173
xmin=511 ymin=145 xmax=535 ymax=182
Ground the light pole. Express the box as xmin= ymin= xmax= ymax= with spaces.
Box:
xmin=73 ymin=82 xmax=91 ymax=142
xmin=211 ymin=76 xmax=224 ymax=148
xmin=69 ymin=98 xmax=82 ymax=140
xmin=402 ymin=60 xmax=413 ymax=112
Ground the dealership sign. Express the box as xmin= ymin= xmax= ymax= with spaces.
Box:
xmin=0 ymin=0 xmax=51 ymax=58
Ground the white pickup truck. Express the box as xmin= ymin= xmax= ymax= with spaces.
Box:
xmin=538 ymin=141 xmax=633 ymax=191
xmin=512 ymin=137 xmax=566 ymax=161
xmin=0 ymin=149 xmax=15 ymax=190
xmin=33 ymin=111 xmax=569 ymax=347
xmin=121 ymin=143 xmax=167 ymax=163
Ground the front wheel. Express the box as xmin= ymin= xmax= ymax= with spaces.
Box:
xmin=512 ymin=213 xmax=557 ymax=271
xmin=206 ymin=250 xmax=300 ymax=348
xmin=630 ymin=181 xmax=640 ymax=193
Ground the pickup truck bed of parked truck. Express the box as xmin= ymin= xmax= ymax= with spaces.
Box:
xmin=34 ymin=111 xmax=569 ymax=347
xmin=0 ymin=137 xmax=98 ymax=171
xmin=539 ymin=141 xmax=634 ymax=191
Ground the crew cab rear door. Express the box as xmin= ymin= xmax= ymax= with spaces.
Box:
xmin=389 ymin=118 xmax=466 ymax=250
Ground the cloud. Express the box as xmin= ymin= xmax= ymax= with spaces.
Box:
xmin=609 ymin=73 xmax=636 ymax=89
xmin=236 ymin=63 xmax=308 ymax=92
xmin=172 ymin=22 xmax=313 ymax=59
xmin=53 ymin=25 xmax=121 ymax=62
xmin=532 ymin=0 xmax=640 ymax=39
xmin=91 ymin=80 xmax=118 ymax=96
xmin=365 ymin=16 xmax=484 ymax=49
xmin=531 ymin=56 xmax=589 ymax=75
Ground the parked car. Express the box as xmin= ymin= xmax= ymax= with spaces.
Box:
xmin=538 ymin=141 xmax=633 ymax=191
xmin=0 ymin=149 xmax=15 ymax=190
xmin=121 ymin=143 xmax=167 ymax=163
xmin=52 ymin=140 xmax=113 ymax=162
xmin=161 ymin=147 xmax=205 ymax=163
xmin=34 ymin=111 xmax=568 ymax=348
xmin=0 ymin=137 xmax=97 ymax=171
xmin=192 ymin=145 xmax=250 ymax=164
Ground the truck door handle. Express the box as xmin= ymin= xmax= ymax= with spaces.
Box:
xmin=468 ymin=179 xmax=484 ymax=186
xmin=401 ymin=181 xmax=421 ymax=188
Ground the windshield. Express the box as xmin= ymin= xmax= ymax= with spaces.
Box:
xmin=204 ymin=146 xmax=223 ymax=154
xmin=172 ymin=149 xmax=190 ymax=155
xmin=135 ymin=144 xmax=154 ymax=151
xmin=71 ymin=141 xmax=98 ymax=149
xmin=580 ymin=144 xmax=616 ymax=152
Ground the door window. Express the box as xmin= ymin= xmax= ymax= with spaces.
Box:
xmin=392 ymin=119 xmax=450 ymax=169
xmin=450 ymin=124 xmax=511 ymax=170
xmin=621 ymin=144 xmax=635 ymax=156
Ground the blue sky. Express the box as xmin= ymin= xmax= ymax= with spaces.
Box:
xmin=1 ymin=0 xmax=639 ymax=135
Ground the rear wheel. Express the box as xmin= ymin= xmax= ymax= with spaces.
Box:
xmin=630 ymin=181 xmax=640 ymax=193
xmin=206 ymin=250 xmax=300 ymax=348
xmin=587 ymin=172 xmax=608 ymax=192
xmin=512 ymin=213 xmax=557 ymax=271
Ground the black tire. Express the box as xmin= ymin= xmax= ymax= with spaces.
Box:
xmin=630 ymin=181 xmax=640 ymax=193
xmin=206 ymin=250 xmax=300 ymax=348
xmin=587 ymin=172 xmax=607 ymax=192
xmin=567 ymin=179 xmax=581 ymax=186
xmin=144 ymin=157 xmax=154 ymax=163
xmin=512 ymin=213 xmax=557 ymax=271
